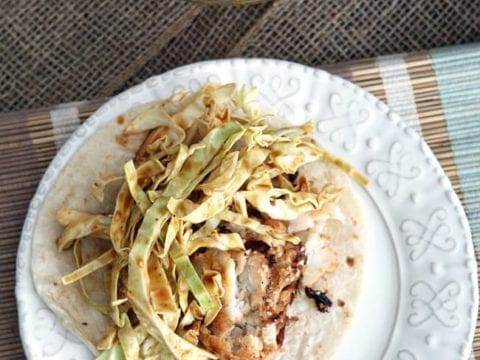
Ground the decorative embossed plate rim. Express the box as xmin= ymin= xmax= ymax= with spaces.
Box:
xmin=15 ymin=59 xmax=478 ymax=360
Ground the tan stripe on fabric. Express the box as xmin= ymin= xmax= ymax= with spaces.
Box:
xmin=22 ymin=110 xmax=62 ymax=181
xmin=26 ymin=110 xmax=56 ymax=148
xmin=328 ymin=58 xmax=387 ymax=102
xmin=404 ymin=52 xmax=464 ymax=203
xmin=77 ymin=98 xmax=106 ymax=122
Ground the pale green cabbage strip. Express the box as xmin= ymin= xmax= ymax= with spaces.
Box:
xmin=55 ymin=83 xmax=368 ymax=360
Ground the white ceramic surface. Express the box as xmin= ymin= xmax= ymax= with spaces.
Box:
xmin=16 ymin=59 xmax=478 ymax=360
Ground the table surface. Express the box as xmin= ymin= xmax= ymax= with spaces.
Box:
xmin=2 ymin=44 xmax=480 ymax=358
xmin=2 ymin=1 xmax=480 ymax=359
xmin=2 ymin=0 xmax=480 ymax=113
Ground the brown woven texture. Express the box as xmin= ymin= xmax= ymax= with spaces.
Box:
xmin=0 ymin=0 xmax=201 ymax=112
xmin=232 ymin=0 xmax=480 ymax=62
xmin=2 ymin=0 xmax=480 ymax=112
xmin=123 ymin=2 xmax=272 ymax=90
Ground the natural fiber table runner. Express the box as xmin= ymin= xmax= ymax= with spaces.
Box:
xmin=1 ymin=43 xmax=480 ymax=358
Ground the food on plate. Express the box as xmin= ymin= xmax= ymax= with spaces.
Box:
xmin=32 ymin=83 xmax=367 ymax=359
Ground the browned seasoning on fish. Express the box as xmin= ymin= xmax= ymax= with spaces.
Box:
xmin=196 ymin=243 xmax=305 ymax=359
xmin=262 ymin=243 xmax=305 ymax=347
xmin=305 ymin=287 xmax=332 ymax=313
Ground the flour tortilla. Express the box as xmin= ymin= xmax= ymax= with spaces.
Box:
xmin=276 ymin=161 xmax=365 ymax=360
xmin=31 ymin=106 xmax=365 ymax=359
xmin=31 ymin=109 xmax=145 ymax=353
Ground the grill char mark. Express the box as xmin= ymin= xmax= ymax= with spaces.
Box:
xmin=305 ymin=287 xmax=332 ymax=313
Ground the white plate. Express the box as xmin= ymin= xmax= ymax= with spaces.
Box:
xmin=16 ymin=59 xmax=478 ymax=360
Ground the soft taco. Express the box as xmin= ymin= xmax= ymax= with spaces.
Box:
xmin=31 ymin=83 xmax=367 ymax=359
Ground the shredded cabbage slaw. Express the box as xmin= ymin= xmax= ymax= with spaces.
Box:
xmin=57 ymin=83 xmax=368 ymax=360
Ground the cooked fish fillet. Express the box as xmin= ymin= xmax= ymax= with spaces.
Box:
xmin=193 ymin=240 xmax=305 ymax=360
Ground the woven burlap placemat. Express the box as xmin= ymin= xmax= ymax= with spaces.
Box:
xmin=1 ymin=0 xmax=480 ymax=112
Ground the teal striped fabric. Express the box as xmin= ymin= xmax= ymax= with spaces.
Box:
xmin=432 ymin=44 xmax=480 ymax=246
